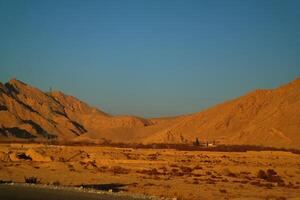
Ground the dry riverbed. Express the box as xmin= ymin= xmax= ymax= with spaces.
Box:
xmin=0 ymin=143 xmax=300 ymax=200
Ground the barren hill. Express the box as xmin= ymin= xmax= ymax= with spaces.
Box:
xmin=145 ymin=78 xmax=300 ymax=148
xmin=0 ymin=79 xmax=151 ymax=142
xmin=0 ymin=78 xmax=299 ymax=148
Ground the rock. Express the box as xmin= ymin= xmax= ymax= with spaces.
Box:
xmin=25 ymin=149 xmax=52 ymax=162
xmin=9 ymin=152 xmax=21 ymax=161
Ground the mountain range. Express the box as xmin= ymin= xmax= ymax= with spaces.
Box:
xmin=0 ymin=78 xmax=299 ymax=148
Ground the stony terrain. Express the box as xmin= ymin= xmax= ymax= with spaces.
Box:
xmin=0 ymin=144 xmax=300 ymax=200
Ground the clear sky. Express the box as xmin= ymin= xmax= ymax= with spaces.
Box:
xmin=0 ymin=0 xmax=300 ymax=117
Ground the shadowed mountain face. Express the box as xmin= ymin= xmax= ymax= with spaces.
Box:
xmin=0 ymin=78 xmax=299 ymax=148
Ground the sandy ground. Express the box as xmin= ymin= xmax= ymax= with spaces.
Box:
xmin=0 ymin=143 xmax=300 ymax=200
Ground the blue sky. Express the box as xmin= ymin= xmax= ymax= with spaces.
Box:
xmin=0 ymin=0 xmax=300 ymax=117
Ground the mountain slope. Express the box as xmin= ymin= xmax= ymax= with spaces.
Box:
xmin=0 ymin=78 xmax=299 ymax=148
xmin=0 ymin=79 xmax=88 ymax=140
xmin=145 ymin=78 xmax=300 ymax=148
xmin=0 ymin=79 xmax=151 ymax=141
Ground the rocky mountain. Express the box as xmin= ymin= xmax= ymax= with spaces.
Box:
xmin=0 ymin=78 xmax=299 ymax=148
xmin=0 ymin=79 xmax=151 ymax=142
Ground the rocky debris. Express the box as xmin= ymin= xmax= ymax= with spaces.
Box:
xmin=9 ymin=152 xmax=23 ymax=161
xmin=25 ymin=149 xmax=52 ymax=162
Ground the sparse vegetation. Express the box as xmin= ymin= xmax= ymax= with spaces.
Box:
xmin=24 ymin=176 xmax=39 ymax=184
xmin=0 ymin=143 xmax=299 ymax=200
xmin=0 ymin=179 xmax=12 ymax=184
xmin=52 ymin=181 xmax=60 ymax=186
xmin=219 ymin=189 xmax=227 ymax=193
xmin=110 ymin=166 xmax=130 ymax=175
xmin=257 ymin=169 xmax=284 ymax=185
xmin=2 ymin=141 xmax=300 ymax=155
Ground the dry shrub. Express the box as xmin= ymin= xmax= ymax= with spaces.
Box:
xmin=147 ymin=153 xmax=160 ymax=160
xmin=219 ymin=189 xmax=227 ymax=193
xmin=193 ymin=165 xmax=203 ymax=170
xmin=257 ymin=170 xmax=268 ymax=179
xmin=170 ymin=168 xmax=184 ymax=177
xmin=0 ymin=180 xmax=12 ymax=184
xmin=257 ymin=169 xmax=284 ymax=185
xmin=180 ymin=166 xmax=193 ymax=173
xmin=222 ymin=178 xmax=229 ymax=182
xmin=267 ymin=169 xmax=277 ymax=177
xmin=24 ymin=176 xmax=40 ymax=184
xmin=206 ymin=178 xmax=216 ymax=184
xmin=110 ymin=166 xmax=130 ymax=174
xmin=159 ymin=166 xmax=168 ymax=172
xmin=137 ymin=168 xmax=162 ymax=176
xmin=170 ymin=164 xmax=178 ymax=168
xmin=206 ymin=171 xmax=212 ymax=175
xmin=52 ymin=181 xmax=60 ymax=186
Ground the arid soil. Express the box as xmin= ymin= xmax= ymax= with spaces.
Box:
xmin=0 ymin=144 xmax=300 ymax=200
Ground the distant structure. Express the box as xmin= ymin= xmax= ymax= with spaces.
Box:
xmin=49 ymin=86 xmax=52 ymax=93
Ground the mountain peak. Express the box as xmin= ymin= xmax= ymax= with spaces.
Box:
xmin=8 ymin=78 xmax=27 ymax=86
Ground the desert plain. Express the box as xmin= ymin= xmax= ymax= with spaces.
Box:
xmin=0 ymin=143 xmax=300 ymax=200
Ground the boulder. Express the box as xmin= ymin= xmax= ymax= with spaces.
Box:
xmin=25 ymin=149 xmax=52 ymax=162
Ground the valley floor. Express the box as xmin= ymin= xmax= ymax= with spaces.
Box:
xmin=0 ymin=143 xmax=300 ymax=200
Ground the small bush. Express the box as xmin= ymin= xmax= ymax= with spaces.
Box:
xmin=257 ymin=170 xmax=268 ymax=179
xmin=137 ymin=168 xmax=161 ymax=176
xmin=24 ymin=176 xmax=39 ymax=184
xmin=219 ymin=189 xmax=227 ymax=193
xmin=110 ymin=166 xmax=130 ymax=174
xmin=267 ymin=169 xmax=277 ymax=177
xmin=52 ymin=181 xmax=60 ymax=186
xmin=206 ymin=171 xmax=212 ymax=175
xmin=0 ymin=180 xmax=12 ymax=184
xmin=257 ymin=169 xmax=284 ymax=184
xmin=180 ymin=166 xmax=193 ymax=173
xmin=193 ymin=165 xmax=203 ymax=170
